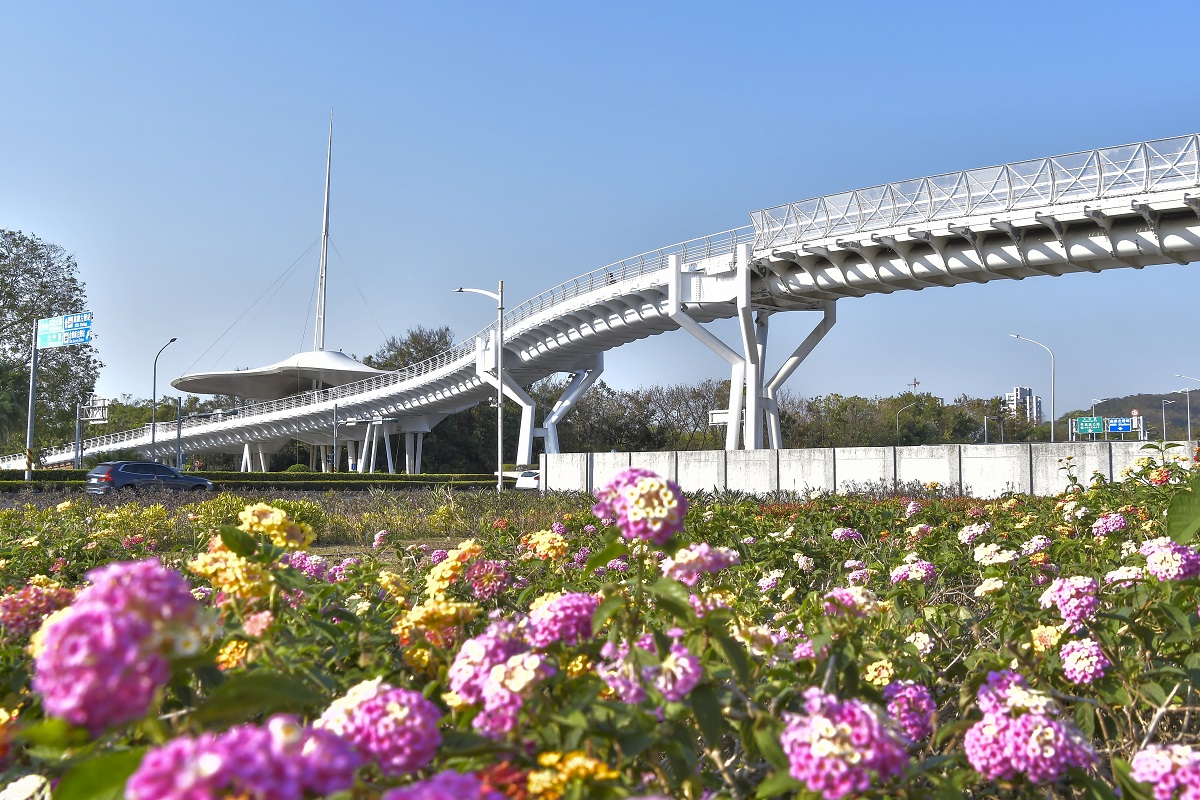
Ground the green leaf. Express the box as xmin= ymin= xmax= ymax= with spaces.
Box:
xmin=618 ymin=730 xmax=656 ymax=759
xmin=647 ymin=578 xmax=692 ymax=620
xmin=15 ymin=717 xmax=89 ymax=749
xmin=1167 ymin=472 xmax=1200 ymax=544
xmin=690 ymin=682 xmax=724 ymax=749
xmin=584 ymin=539 xmax=628 ymax=573
xmin=592 ymin=595 xmax=624 ymax=635
xmin=54 ymin=747 xmax=147 ymax=800
xmin=1070 ymin=767 xmax=1120 ymax=800
xmin=1074 ymin=702 xmax=1096 ymax=739
xmin=192 ymin=670 xmax=325 ymax=727
xmin=1160 ymin=603 xmax=1194 ymax=637
xmin=753 ymin=720 xmax=789 ymax=771
xmin=755 ymin=770 xmax=804 ymax=798
xmin=1141 ymin=681 xmax=1168 ymax=707
xmin=709 ymin=629 xmax=751 ymax=684
xmin=218 ymin=524 xmax=257 ymax=557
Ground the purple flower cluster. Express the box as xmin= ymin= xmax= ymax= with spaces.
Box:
xmin=1038 ymin=576 xmax=1099 ymax=631
xmin=33 ymin=559 xmax=203 ymax=734
xmin=373 ymin=529 xmax=389 ymax=549
xmin=285 ymin=550 xmax=329 ymax=581
xmin=649 ymin=642 xmax=702 ymax=702
xmin=597 ymin=642 xmax=646 ymax=704
xmin=382 ymin=770 xmax=504 ymax=800
xmin=550 ymin=521 xmax=568 ymax=535
xmin=592 ymin=467 xmax=688 ymax=545
xmin=963 ymin=670 xmax=1096 ymax=784
xmin=904 ymin=500 xmax=922 ymax=519
xmin=958 ymin=522 xmax=991 ymax=544
xmin=889 ymin=558 xmax=936 ymax=586
xmin=447 ymin=619 xmax=554 ymax=737
xmin=448 ymin=620 xmax=527 ymax=706
xmin=570 ymin=547 xmax=592 ymax=567
xmin=0 ymin=582 xmax=73 ymax=640
xmin=527 ymin=593 xmax=601 ymax=648
xmin=822 ymin=586 xmax=876 ymax=617
xmin=463 ymin=559 xmax=510 ymax=601
xmin=318 ymin=682 xmax=442 ymax=776
xmin=831 ymin=527 xmax=862 ymax=542
xmin=1090 ymin=512 xmax=1127 ymax=537
xmin=127 ymin=715 xmax=360 ymax=800
xmin=660 ymin=543 xmax=740 ymax=586
xmin=1020 ymin=535 xmax=1052 ymax=556
xmin=1059 ymin=638 xmax=1110 ymax=685
xmin=883 ymin=680 xmax=935 ymax=743
xmin=846 ymin=568 xmax=871 ymax=585
xmin=1141 ymin=539 xmax=1200 ymax=581
xmin=327 ymin=557 xmax=360 ymax=583
xmin=428 ymin=549 xmax=449 ymax=566
xmin=1130 ymin=744 xmax=1200 ymax=800
xmin=780 ymin=687 xmax=909 ymax=800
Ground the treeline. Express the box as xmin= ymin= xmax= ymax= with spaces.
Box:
xmin=73 ymin=381 xmax=1049 ymax=474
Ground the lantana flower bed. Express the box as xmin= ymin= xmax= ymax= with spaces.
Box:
xmin=0 ymin=450 xmax=1199 ymax=799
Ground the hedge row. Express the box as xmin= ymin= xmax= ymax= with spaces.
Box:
xmin=0 ymin=479 xmax=515 ymax=493
xmin=0 ymin=469 xmax=497 ymax=483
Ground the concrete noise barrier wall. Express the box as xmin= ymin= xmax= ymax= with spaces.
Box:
xmin=542 ymin=441 xmax=1188 ymax=498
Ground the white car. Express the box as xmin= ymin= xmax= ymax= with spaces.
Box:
xmin=514 ymin=470 xmax=540 ymax=490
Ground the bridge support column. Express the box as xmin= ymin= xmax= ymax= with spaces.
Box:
xmin=257 ymin=444 xmax=267 ymax=473
xmin=241 ymin=443 xmax=252 ymax=472
xmin=667 ymin=251 xmax=749 ymax=450
xmin=474 ymin=337 xmax=537 ymax=465
xmin=382 ymin=424 xmax=395 ymax=474
xmin=348 ymin=440 xmax=358 ymax=473
xmin=764 ymin=300 xmax=837 ymax=449
xmin=542 ymin=353 xmax=603 ymax=454
xmin=404 ymin=433 xmax=424 ymax=474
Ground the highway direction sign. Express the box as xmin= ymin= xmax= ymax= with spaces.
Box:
xmin=1077 ymin=416 xmax=1104 ymax=434
xmin=1108 ymin=417 xmax=1133 ymax=433
xmin=36 ymin=312 xmax=92 ymax=349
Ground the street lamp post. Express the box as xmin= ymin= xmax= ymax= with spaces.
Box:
xmin=1163 ymin=399 xmax=1176 ymax=442
xmin=151 ymin=337 xmax=177 ymax=456
xmin=455 ymin=281 xmax=505 ymax=493
xmin=895 ymin=401 xmax=918 ymax=444
xmin=1091 ymin=398 xmax=1110 ymax=441
xmin=1173 ymin=374 xmax=1200 ymax=445
xmin=1010 ymin=334 xmax=1055 ymax=442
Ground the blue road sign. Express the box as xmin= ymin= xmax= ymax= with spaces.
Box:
xmin=1107 ymin=417 xmax=1133 ymax=433
xmin=36 ymin=312 xmax=92 ymax=349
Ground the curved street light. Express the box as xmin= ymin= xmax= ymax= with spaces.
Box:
xmin=1173 ymin=374 xmax=1199 ymax=444
xmin=454 ymin=282 xmax=504 ymax=492
xmin=151 ymin=337 xmax=177 ymax=452
xmin=895 ymin=401 xmax=918 ymax=444
xmin=1010 ymin=334 xmax=1055 ymax=442
xmin=1163 ymin=398 xmax=1176 ymax=443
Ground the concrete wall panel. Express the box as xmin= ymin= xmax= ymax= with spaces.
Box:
xmin=778 ymin=448 xmax=835 ymax=495
xmin=590 ymin=452 xmax=632 ymax=492
xmin=545 ymin=453 xmax=588 ymax=491
xmin=1031 ymin=442 xmax=1111 ymax=496
xmin=634 ymin=451 xmax=677 ymax=484
xmin=676 ymin=451 xmax=726 ymax=493
xmin=727 ymin=450 xmax=778 ymax=493
xmin=896 ymin=446 xmax=960 ymax=492
xmin=834 ymin=447 xmax=894 ymax=493
xmin=960 ymin=444 xmax=1031 ymax=497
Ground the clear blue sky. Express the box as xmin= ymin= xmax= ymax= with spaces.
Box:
xmin=3 ymin=1 xmax=1199 ymax=417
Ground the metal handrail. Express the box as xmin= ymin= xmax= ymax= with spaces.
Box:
xmin=4 ymin=226 xmax=755 ymax=465
xmin=751 ymin=133 xmax=1200 ymax=249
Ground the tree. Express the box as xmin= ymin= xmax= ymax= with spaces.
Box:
xmin=364 ymin=325 xmax=455 ymax=370
xmin=0 ymin=230 xmax=102 ymax=452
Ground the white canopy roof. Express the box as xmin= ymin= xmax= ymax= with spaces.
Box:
xmin=171 ymin=350 xmax=384 ymax=400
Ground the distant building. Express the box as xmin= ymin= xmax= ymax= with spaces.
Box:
xmin=1004 ymin=386 xmax=1043 ymax=424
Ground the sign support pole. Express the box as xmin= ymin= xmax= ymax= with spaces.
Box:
xmin=74 ymin=402 xmax=83 ymax=469
xmin=24 ymin=326 xmax=39 ymax=481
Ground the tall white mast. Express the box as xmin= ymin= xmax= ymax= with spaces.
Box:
xmin=314 ymin=110 xmax=333 ymax=352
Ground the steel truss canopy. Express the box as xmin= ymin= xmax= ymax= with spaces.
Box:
xmin=171 ymin=350 xmax=383 ymax=400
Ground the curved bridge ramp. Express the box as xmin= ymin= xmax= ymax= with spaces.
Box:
xmin=8 ymin=133 xmax=1200 ymax=471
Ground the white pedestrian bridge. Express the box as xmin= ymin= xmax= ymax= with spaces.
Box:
xmin=10 ymin=133 xmax=1200 ymax=472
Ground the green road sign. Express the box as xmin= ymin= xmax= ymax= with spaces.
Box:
xmin=1077 ymin=416 xmax=1104 ymax=434
xmin=36 ymin=312 xmax=92 ymax=349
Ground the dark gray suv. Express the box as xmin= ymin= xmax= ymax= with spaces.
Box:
xmin=85 ymin=461 xmax=214 ymax=495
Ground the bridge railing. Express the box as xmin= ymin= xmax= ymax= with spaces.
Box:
xmin=751 ymin=133 xmax=1200 ymax=249
xmin=10 ymin=226 xmax=759 ymax=465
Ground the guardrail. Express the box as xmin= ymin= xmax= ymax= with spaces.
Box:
xmin=750 ymin=133 xmax=1200 ymax=249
